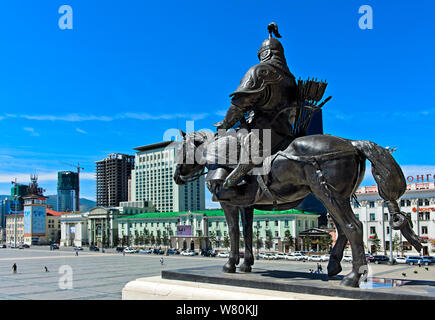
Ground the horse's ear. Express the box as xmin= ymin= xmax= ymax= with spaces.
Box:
xmin=179 ymin=129 xmax=186 ymax=139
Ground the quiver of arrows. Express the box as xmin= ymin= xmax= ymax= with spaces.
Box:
xmin=290 ymin=77 xmax=332 ymax=137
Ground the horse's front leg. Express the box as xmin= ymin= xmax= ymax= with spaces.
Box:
xmin=239 ymin=206 xmax=254 ymax=272
xmin=221 ymin=203 xmax=240 ymax=273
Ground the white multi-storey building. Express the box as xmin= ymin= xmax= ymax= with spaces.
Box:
xmin=131 ymin=141 xmax=205 ymax=212
xmin=352 ymin=182 xmax=435 ymax=256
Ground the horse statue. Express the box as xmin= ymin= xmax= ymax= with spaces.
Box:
xmin=173 ymin=130 xmax=422 ymax=287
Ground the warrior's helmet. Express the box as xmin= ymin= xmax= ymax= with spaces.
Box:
xmin=257 ymin=22 xmax=285 ymax=62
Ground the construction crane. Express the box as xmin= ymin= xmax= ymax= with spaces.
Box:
xmin=60 ymin=161 xmax=84 ymax=212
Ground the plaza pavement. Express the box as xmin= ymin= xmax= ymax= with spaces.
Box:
xmin=0 ymin=247 xmax=433 ymax=300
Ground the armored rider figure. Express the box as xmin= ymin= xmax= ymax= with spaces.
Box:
xmin=214 ymin=23 xmax=298 ymax=189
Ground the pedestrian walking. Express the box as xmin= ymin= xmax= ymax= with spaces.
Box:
xmin=418 ymin=259 xmax=421 ymax=267
xmin=12 ymin=263 xmax=17 ymax=273
xmin=44 ymin=266 xmax=49 ymax=272
xmin=75 ymin=251 xmax=78 ymax=256
xmin=123 ymin=250 xmax=125 ymax=256
xmin=160 ymin=257 xmax=164 ymax=266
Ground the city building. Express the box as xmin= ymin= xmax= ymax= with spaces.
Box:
xmin=23 ymin=176 xmax=48 ymax=245
xmin=5 ymin=212 xmax=24 ymax=246
xmin=86 ymin=201 xmax=156 ymax=247
xmin=117 ymin=208 xmax=320 ymax=252
xmin=57 ymin=171 xmax=79 ymax=212
xmin=352 ymin=181 xmax=435 ymax=256
xmin=131 ymin=141 xmax=205 ymax=212
xmin=10 ymin=182 xmax=29 ymax=211
xmin=0 ymin=197 xmax=20 ymax=228
xmin=96 ymin=153 xmax=135 ymax=207
xmin=60 ymin=211 xmax=89 ymax=247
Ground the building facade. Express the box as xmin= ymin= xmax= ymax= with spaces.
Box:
xmin=131 ymin=141 xmax=205 ymax=212
xmin=57 ymin=171 xmax=79 ymax=212
xmin=5 ymin=212 xmax=24 ymax=246
xmin=60 ymin=212 xmax=89 ymax=247
xmin=96 ymin=153 xmax=135 ymax=207
xmin=352 ymin=182 xmax=435 ymax=256
xmin=117 ymin=208 xmax=320 ymax=252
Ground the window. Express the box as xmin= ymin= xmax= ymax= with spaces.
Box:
xmin=285 ymin=220 xmax=289 ymax=227
xmin=275 ymin=231 xmax=278 ymax=237
xmin=274 ymin=221 xmax=278 ymax=226
xmin=370 ymin=227 xmax=376 ymax=234
xmin=369 ymin=201 xmax=375 ymax=208
xmin=369 ymin=213 xmax=376 ymax=221
xmin=422 ymin=226 xmax=428 ymax=234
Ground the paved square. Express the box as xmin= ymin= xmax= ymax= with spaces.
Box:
xmin=1 ymin=247 xmax=434 ymax=299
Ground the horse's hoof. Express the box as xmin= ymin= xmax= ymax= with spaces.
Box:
xmin=222 ymin=263 xmax=236 ymax=273
xmin=340 ymin=271 xmax=360 ymax=287
xmin=327 ymin=259 xmax=342 ymax=277
xmin=239 ymin=263 xmax=252 ymax=273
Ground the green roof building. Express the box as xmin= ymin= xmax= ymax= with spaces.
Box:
xmin=117 ymin=208 xmax=320 ymax=252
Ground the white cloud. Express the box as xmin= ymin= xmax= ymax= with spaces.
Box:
xmin=76 ymin=128 xmax=88 ymax=134
xmin=5 ymin=112 xmax=210 ymax=122
xmin=23 ymin=127 xmax=39 ymax=136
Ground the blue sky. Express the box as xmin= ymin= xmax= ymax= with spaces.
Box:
xmin=0 ymin=0 xmax=434 ymax=208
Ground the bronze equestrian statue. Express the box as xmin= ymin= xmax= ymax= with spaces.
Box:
xmin=173 ymin=23 xmax=422 ymax=288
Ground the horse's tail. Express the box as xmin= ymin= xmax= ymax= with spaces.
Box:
xmin=351 ymin=140 xmax=423 ymax=252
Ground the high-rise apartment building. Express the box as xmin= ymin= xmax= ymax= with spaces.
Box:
xmin=131 ymin=141 xmax=205 ymax=212
xmin=57 ymin=171 xmax=79 ymax=212
xmin=95 ymin=153 xmax=135 ymax=207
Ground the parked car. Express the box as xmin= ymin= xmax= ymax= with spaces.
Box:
xmin=0 ymin=244 xmax=6 ymax=248
xmin=152 ymin=248 xmax=164 ymax=255
xmin=116 ymin=246 xmax=125 ymax=253
xmin=181 ymin=250 xmax=195 ymax=256
xmin=395 ymin=256 xmax=407 ymax=264
xmin=275 ymin=253 xmax=287 ymax=260
xmin=73 ymin=246 xmax=83 ymax=251
xmin=21 ymin=244 xmax=30 ymax=248
xmin=293 ymin=253 xmax=308 ymax=261
xmin=139 ymin=248 xmax=152 ymax=254
xmin=89 ymin=245 xmax=99 ymax=252
xmin=320 ymin=254 xmax=330 ymax=262
xmin=422 ymin=256 xmax=435 ymax=265
xmin=50 ymin=244 xmax=59 ymax=250
xmin=406 ymin=256 xmax=431 ymax=266
xmin=343 ymin=255 xmax=352 ymax=263
xmin=201 ymin=249 xmax=216 ymax=257
xmin=365 ymin=254 xmax=374 ymax=263
xmin=217 ymin=251 xmax=229 ymax=258
xmin=124 ymin=247 xmax=138 ymax=253
xmin=308 ymin=255 xmax=323 ymax=262
xmin=371 ymin=255 xmax=393 ymax=264
xmin=167 ymin=248 xmax=180 ymax=255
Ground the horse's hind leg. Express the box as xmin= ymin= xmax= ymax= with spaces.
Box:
xmin=240 ymin=207 xmax=254 ymax=272
xmin=327 ymin=216 xmax=348 ymax=277
xmin=221 ymin=203 xmax=240 ymax=273
xmin=313 ymin=194 xmax=366 ymax=287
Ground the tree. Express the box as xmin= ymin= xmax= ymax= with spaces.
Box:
xmin=144 ymin=229 xmax=150 ymax=246
xmin=371 ymin=234 xmax=381 ymax=254
xmin=283 ymin=230 xmax=294 ymax=252
xmin=265 ymin=230 xmax=273 ymax=251
xmin=392 ymin=233 xmax=401 ymax=255
xmin=150 ymin=232 xmax=155 ymax=247
xmin=319 ymin=235 xmax=332 ymax=252
xmin=209 ymin=231 xmax=218 ymax=249
xmin=304 ymin=236 xmax=312 ymax=252
xmin=254 ymin=230 xmax=263 ymax=252
xmin=156 ymin=230 xmax=162 ymax=247
xmin=223 ymin=235 xmax=230 ymax=249
xmin=162 ymin=231 xmax=169 ymax=248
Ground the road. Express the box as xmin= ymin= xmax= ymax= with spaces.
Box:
xmin=0 ymin=247 xmax=433 ymax=299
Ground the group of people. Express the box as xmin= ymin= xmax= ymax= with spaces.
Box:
xmin=309 ymin=263 xmax=323 ymax=274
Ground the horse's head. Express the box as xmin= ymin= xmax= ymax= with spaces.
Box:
xmin=173 ymin=129 xmax=213 ymax=185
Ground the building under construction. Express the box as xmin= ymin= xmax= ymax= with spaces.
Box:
xmin=57 ymin=171 xmax=79 ymax=212
xmin=95 ymin=153 xmax=135 ymax=207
